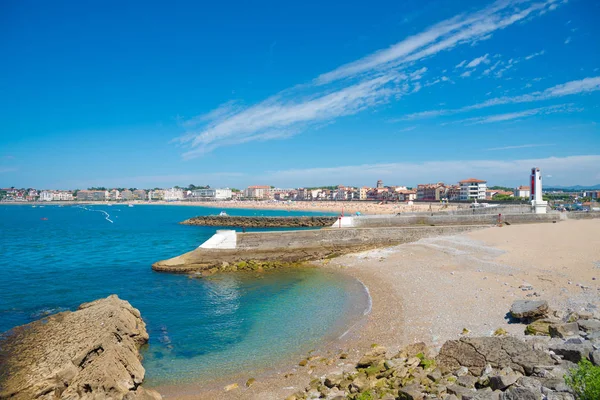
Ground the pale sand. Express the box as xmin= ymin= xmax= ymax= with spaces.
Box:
xmin=5 ymin=200 xmax=456 ymax=215
xmin=155 ymin=219 xmax=600 ymax=399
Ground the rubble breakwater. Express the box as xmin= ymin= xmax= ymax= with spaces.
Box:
xmin=0 ymin=295 xmax=161 ymax=400
xmin=287 ymin=299 xmax=600 ymax=400
xmin=180 ymin=215 xmax=338 ymax=228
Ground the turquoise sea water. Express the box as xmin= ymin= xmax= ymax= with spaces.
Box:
xmin=0 ymin=204 xmax=369 ymax=386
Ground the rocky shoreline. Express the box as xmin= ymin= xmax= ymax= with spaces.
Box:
xmin=180 ymin=215 xmax=338 ymax=228
xmin=0 ymin=295 xmax=161 ymax=400
xmin=288 ymin=299 xmax=600 ymax=400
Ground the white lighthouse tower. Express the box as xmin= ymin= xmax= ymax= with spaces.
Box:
xmin=530 ymin=167 xmax=548 ymax=214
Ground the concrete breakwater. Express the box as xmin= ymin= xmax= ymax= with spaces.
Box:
xmin=0 ymin=295 xmax=161 ymax=400
xmin=152 ymin=225 xmax=483 ymax=273
xmin=180 ymin=215 xmax=338 ymax=228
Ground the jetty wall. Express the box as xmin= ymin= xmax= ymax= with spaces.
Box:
xmin=152 ymin=225 xmax=483 ymax=273
xmin=333 ymin=212 xmax=563 ymax=228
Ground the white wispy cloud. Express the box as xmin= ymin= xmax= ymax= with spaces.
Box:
xmin=399 ymin=126 xmax=418 ymax=132
xmin=402 ymin=76 xmax=600 ymax=120
xmin=177 ymin=0 xmax=564 ymax=157
xmin=525 ymin=49 xmax=546 ymax=60
xmin=485 ymin=143 xmax=556 ymax=151
xmin=456 ymin=104 xmax=579 ymax=124
xmin=466 ymin=53 xmax=490 ymax=68
xmin=455 ymin=60 xmax=467 ymax=68
xmin=564 ymin=36 xmax=572 ymax=44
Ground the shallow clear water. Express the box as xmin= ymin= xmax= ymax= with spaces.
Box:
xmin=0 ymin=205 xmax=368 ymax=385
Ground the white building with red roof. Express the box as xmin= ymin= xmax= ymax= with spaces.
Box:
xmin=459 ymin=178 xmax=487 ymax=201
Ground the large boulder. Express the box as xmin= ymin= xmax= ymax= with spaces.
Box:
xmin=436 ymin=337 xmax=555 ymax=376
xmin=510 ymin=300 xmax=549 ymax=320
xmin=0 ymin=295 xmax=161 ymax=400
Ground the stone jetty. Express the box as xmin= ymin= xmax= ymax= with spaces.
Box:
xmin=0 ymin=295 xmax=161 ymax=400
xmin=180 ymin=215 xmax=338 ymax=228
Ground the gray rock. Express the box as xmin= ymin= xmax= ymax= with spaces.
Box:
xmin=591 ymin=350 xmax=600 ymax=366
xmin=578 ymin=319 xmax=600 ymax=332
xmin=546 ymin=393 xmax=575 ymax=400
xmin=549 ymin=342 xmax=593 ymax=363
xmin=457 ymin=375 xmax=478 ymax=388
xmin=398 ymin=384 xmax=424 ymax=400
xmin=447 ymin=384 xmax=476 ymax=399
xmin=510 ymin=300 xmax=549 ymax=319
xmin=542 ymin=378 xmax=572 ymax=392
xmin=472 ymin=388 xmax=498 ymax=400
xmin=444 ymin=395 xmax=460 ymax=400
xmin=516 ymin=376 xmax=542 ymax=391
xmin=489 ymin=374 xmax=519 ymax=391
xmin=500 ymin=387 xmax=542 ymax=400
xmin=586 ymin=330 xmax=600 ymax=340
xmin=549 ymin=323 xmax=580 ymax=338
xmin=437 ymin=337 xmax=555 ymax=376
xmin=427 ymin=368 xmax=442 ymax=382
xmin=564 ymin=337 xmax=584 ymax=345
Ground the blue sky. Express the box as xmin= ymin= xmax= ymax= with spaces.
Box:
xmin=1 ymin=0 xmax=599 ymax=189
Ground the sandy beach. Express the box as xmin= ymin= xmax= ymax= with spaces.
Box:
xmin=157 ymin=218 xmax=600 ymax=399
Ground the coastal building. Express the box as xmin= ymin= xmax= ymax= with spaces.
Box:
xmin=148 ymin=190 xmax=164 ymax=201
xmin=459 ymin=178 xmax=487 ymax=201
xmin=40 ymin=190 xmax=53 ymax=201
xmin=245 ymin=185 xmax=271 ymax=199
xmin=417 ymin=183 xmax=446 ymax=201
xmin=515 ymin=186 xmax=531 ymax=198
xmin=76 ymin=190 xmax=107 ymax=201
xmin=133 ymin=189 xmax=147 ymax=200
xmin=376 ymin=180 xmax=383 ymax=189
xmin=121 ymin=190 xmax=134 ymax=201
xmin=109 ymin=189 xmax=120 ymax=201
xmin=51 ymin=191 xmax=74 ymax=201
xmin=359 ymin=187 xmax=369 ymax=200
xmin=164 ymin=187 xmax=184 ymax=201
xmin=192 ymin=188 xmax=232 ymax=200
xmin=395 ymin=189 xmax=417 ymax=202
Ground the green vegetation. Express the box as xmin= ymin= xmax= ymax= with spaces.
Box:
xmin=565 ymin=359 xmax=600 ymax=400
xmin=416 ymin=352 xmax=435 ymax=370
xmin=489 ymin=186 xmax=514 ymax=191
xmin=355 ymin=390 xmax=376 ymax=400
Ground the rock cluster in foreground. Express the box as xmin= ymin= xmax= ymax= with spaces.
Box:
xmin=0 ymin=295 xmax=161 ymax=400
xmin=180 ymin=215 xmax=338 ymax=228
xmin=289 ymin=300 xmax=600 ymax=400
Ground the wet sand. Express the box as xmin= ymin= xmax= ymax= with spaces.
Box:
xmin=154 ymin=218 xmax=600 ymax=400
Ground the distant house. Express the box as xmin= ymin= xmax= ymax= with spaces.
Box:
xmin=109 ymin=189 xmax=120 ymax=201
xmin=163 ymin=188 xmax=184 ymax=201
xmin=514 ymin=186 xmax=531 ymax=198
xmin=192 ymin=188 xmax=232 ymax=200
xmin=40 ymin=190 xmax=53 ymax=201
xmin=121 ymin=190 xmax=134 ymax=201
xmin=459 ymin=178 xmax=487 ymax=201
xmin=133 ymin=189 xmax=147 ymax=200
xmin=417 ymin=183 xmax=446 ymax=201
xmin=245 ymin=185 xmax=271 ymax=199
xmin=77 ymin=190 xmax=107 ymax=201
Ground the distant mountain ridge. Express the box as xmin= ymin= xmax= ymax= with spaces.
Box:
xmin=546 ymin=184 xmax=600 ymax=190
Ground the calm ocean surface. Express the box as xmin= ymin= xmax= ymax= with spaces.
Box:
xmin=0 ymin=204 xmax=369 ymax=385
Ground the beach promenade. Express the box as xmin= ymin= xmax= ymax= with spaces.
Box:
xmin=157 ymin=218 xmax=600 ymax=399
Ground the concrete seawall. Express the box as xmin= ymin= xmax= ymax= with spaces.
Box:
xmin=152 ymin=225 xmax=484 ymax=273
xmin=181 ymin=215 xmax=338 ymax=228
xmin=335 ymin=212 xmax=563 ymax=228
xmin=152 ymin=212 xmax=569 ymax=274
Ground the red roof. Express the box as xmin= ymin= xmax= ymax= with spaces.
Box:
xmin=517 ymin=186 xmax=530 ymax=190
xmin=459 ymin=178 xmax=487 ymax=184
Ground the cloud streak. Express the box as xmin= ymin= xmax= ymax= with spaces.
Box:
xmin=455 ymin=104 xmax=580 ymax=124
xmin=177 ymin=0 xmax=563 ymax=157
xmin=403 ymin=76 xmax=600 ymax=120
xmin=485 ymin=143 xmax=556 ymax=151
